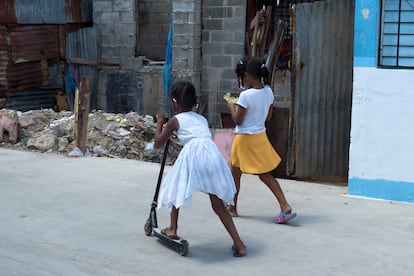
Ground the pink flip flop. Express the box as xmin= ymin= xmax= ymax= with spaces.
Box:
xmin=273 ymin=212 xmax=297 ymax=224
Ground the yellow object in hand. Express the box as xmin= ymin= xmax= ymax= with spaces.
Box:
xmin=223 ymin=92 xmax=238 ymax=104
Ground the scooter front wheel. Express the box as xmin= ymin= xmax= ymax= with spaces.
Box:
xmin=179 ymin=240 xmax=189 ymax=256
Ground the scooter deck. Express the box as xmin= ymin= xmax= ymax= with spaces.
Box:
xmin=153 ymin=228 xmax=189 ymax=256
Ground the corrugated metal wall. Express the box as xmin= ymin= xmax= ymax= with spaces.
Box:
xmin=0 ymin=0 xmax=94 ymax=111
xmin=0 ymin=26 xmax=8 ymax=98
xmin=0 ymin=25 xmax=61 ymax=110
xmin=288 ymin=0 xmax=354 ymax=183
xmin=0 ymin=1 xmax=17 ymax=23
xmin=66 ymin=27 xmax=99 ymax=109
xmin=5 ymin=25 xmax=60 ymax=94
xmin=8 ymin=26 xmax=60 ymax=63
xmin=1 ymin=0 xmax=92 ymax=24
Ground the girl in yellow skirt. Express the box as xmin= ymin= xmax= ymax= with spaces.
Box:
xmin=226 ymin=56 xmax=297 ymax=224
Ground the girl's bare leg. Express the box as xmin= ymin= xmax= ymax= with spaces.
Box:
xmin=258 ymin=173 xmax=292 ymax=213
xmin=210 ymin=194 xmax=246 ymax=256
xmin=163 ymin=206 xmax=179 ymax=237
xmin=227 ymin=166 xmax=242 ymax=216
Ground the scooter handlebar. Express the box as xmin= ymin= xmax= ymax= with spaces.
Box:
xmin=153 ymin=117 xmax=169 ymax=124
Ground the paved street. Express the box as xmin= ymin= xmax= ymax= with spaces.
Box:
xmin=1 ymin=148 xmax=413 ymax=276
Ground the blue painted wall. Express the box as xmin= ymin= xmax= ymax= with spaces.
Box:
xmin=350 ymin=178 xmax=414 ymax=203
xmin=354 ymin=0 xmax=379 ymax=67
xmin=350 ymin=0 xmax=414 ymax=204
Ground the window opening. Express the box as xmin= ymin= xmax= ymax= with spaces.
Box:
xmin=135 ymin=0 xmax=172 ymax=61
xmin=379 ymin=0 xmax=414 ymax=68
xmin=273 ymin=0 xmax=292 ymax=69
xmin=245 ymin=0 xmax=292 ymax=68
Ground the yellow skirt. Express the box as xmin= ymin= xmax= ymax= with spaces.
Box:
xmin=231 ymin=132 xmax=281 ymax=174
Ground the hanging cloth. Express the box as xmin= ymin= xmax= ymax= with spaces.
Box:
xmin=163 ymin=19 xmax=173 ymax=117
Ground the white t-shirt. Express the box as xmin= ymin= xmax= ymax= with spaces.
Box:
xmin=235 ymin=85 xmax=274 ymax=134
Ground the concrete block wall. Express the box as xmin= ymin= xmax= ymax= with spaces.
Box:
xmin=171 ymin=0 xmax=202 ymax=92
xmin=93 ymin=0 xmax=167 ymax=116
xmin=93 ymin=0 xmax=141 ymax=70
xmin=170 ymin=0 xmax=246 ymax=127
xmin=201 ymin=0 xmax=246 ymax=127
xmin=92 ymin=0 xmax=247 ymax=122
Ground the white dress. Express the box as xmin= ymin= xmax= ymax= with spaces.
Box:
xmin=157 ymin=111 xmax=236 ymax=212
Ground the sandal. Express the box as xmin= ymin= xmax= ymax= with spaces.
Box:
xmin=161 ymin=228 xmax=179 ymax=240
xmin=231 ymin=244 xmax=246 ymax=257
xmin=226 ymin=205 xmax=238 ymax=217
xmin=273 ymin=212 xmax=297 ymax=224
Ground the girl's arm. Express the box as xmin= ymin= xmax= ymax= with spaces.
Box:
xmin=154 ymin=115 xmax=179 ymax=148
xmin=266 ymin=105 xmax=273 ymax=121
xmin=227 ymin=103 xmax=246 ymax=125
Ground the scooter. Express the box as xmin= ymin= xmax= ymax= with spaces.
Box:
xmin=144 ymin=138 xmax=189 ymax=256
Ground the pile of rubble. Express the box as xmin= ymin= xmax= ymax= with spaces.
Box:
xmin=0 ymin=109 xmax=182 ymax=165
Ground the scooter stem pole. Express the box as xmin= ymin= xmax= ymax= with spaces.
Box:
xmin=152 ymin=139 xmax=171 ymax=203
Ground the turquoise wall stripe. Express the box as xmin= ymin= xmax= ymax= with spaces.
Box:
xmin=354 ymin=0 xmax=379 ymax=67
xmin=349 ymin=178 xmax=414 ymax=203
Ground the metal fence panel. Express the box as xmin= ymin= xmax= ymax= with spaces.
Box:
xmin=1 ymin=0 xmax=92 ymax=24
xmin=66 ymin=27 xmax=99 ymax=109
xmin=289 ymin=0 xmax=354 ymax=183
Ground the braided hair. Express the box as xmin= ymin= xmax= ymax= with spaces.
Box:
xmin=169 ymin=81 xmax=197 ymax=110
xmin=235 ymin=56 xmax=270 ymax=89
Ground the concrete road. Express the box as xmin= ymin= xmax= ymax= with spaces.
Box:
xmin=1 ymin=148 xmax=413 ymax=276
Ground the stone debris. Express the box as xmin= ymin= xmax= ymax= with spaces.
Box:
xmin=0 ymin=108 xmax=182 ymax=165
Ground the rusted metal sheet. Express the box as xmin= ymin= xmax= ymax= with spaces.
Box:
xmin=267 ymin=107 xmax=290 ymax=179
xmin=6 ymin=88 xmax=57 ymax=111
xmin=5 ymin=59 xmax=63 ymax=111
xmin=3 ymin=25 xmax=61 ymax=93
xmin=1 ymin=0 xmax=92 ymax=24
xmin=64 ymin=0 xmax=86 ymax=22
xmin=0 ymin=26 xmax=9 ymax=97
xmin=0 ymin=1 xmax=18 ymax=23
xmin=1 ymin=25 xmax=98 ymax=110
xmin=289 ymin=0 xmax=354 ymax=184
xmin=7 ymin=60 xmax=50 ymax=91
xmin=66 ymin=27 xmax=99 ymax=109
xmin=8 ymin=26 xmax=60 ymax=63
xmin=0 ymin=1 xmax=93 ymax=111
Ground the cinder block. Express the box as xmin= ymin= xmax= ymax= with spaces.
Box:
xmin=172 ymin=23 xmax=194 ymax=35
xmin=100 ymin=12 xmax=120 ymax=24
xmin=209 ymin=55 xmax=232 ymax=67
xmin=173 ymin=2 xmax=194 ymax=12
xmin=210 ymin=31 xmax=234 ymax=43
xmin=174 ymin=35 xmax=190 ymax=47
xmin=120 ymin=11 xmax=134 ymax=23
xmin=121 ymin=23 xmax=136 ymax=36
xmin=120 ymin=34 xmax=136 ymax=46
xmin=113 ymin=0 xmax=133 ymax=12
xmin=223 ymin=43 xmax=244 ymax=55
xmin=119 ymin=46 xmax=135 ymax=57
xmin=93 ymin=1 xmax=112 ymax=13
xmin=203 ymin=19 xmax=223 ymax=31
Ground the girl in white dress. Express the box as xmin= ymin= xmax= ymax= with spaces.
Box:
xmin=154 ymin=81 xmax=246 ymax=257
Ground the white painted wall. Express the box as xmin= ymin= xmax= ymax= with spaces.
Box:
xmin=350 ymin=67 xmax=414 ymax=183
